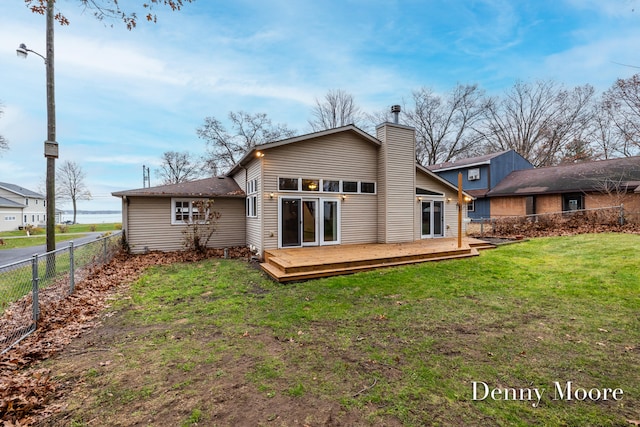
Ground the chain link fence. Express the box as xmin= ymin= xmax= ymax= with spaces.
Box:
xmin=467 ymin=205 xmax=633 ymax=237
xmin=0 ymin=231 xmax=123 ymax=354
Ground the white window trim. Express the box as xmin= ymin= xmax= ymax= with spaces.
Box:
xmin=468 ymin=168 xmax=480 ymax=181
xmin=246 ymin=195 xmax=258 ymax=218
xmin=278 ymin=177 xmax=377 ymax=194
xmin=171 ymin=198 xmax=210 ymax=225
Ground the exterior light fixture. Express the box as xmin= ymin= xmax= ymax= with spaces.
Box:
xmin=341 ymin=194 xmax=347 ymax=201
xmin=446 ymin=197 xmax=453 ymax=203
xmin=269 ymin=192 xmax=275 ymax=199
xmin=464 ymin=196 xmax=472 ymax=203
xmin=16 ymin=43 xmax=47 ymax=62
xmin=256 ymin=151 xmax=264 ymax=158
xmin=417 ymin=196 xmax=423 ymax=202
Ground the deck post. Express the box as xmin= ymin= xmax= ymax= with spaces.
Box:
xmin=457 ymin=173 xmax=463 ymax=248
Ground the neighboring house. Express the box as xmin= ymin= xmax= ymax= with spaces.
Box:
xmin=486 ymin=156 xmax=640 ymax=218
xmin=113 ymin=121 xmax=473 ymax=256
xmin=0 ymin=182 xmax=47 ymax=232
xmin=427 ymin=150 xmax=534 ymax=221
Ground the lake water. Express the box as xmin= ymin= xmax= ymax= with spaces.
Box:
xmin=61 ymin=213 xmax=123 ymax=224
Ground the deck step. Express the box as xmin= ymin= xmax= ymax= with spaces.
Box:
xmin=261 ymin=248 xmax=480 ymax=282
xmin=265 ymin=248 xmax=475 ymax=275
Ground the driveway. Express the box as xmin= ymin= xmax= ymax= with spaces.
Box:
xmin=0 ymin=233 xmax=104 ymax=266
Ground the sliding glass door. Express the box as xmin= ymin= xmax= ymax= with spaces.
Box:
xmin=280 ymin=197 xmax=339 ymax=247
xmin=421 ymin=200 xmax=444 ymax=238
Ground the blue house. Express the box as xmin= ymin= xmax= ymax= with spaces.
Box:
xmin=427 ymin=150 xmax=533 ymax=221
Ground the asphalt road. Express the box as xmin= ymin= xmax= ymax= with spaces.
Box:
xmin=0 ymin=233 xmax=104 ymax=266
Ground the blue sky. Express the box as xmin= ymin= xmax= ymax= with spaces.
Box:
xmin=1 ymin=0 xmax=640 ymax=211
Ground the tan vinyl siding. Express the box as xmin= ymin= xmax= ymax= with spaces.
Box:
xmin=245 ymin=160 xmax=263 ymax=253
xmin=262 ymin=133 xmax=379 ymax=249
xmin=341 ymin=194 xmax=378 ymax=244
xmin=415 ymin=169 xmax=460 ymax=238
xmin=125 ymin=196 xmax=245 ymax=254
xmin=377 ymin=124 xmax=416 ymax=243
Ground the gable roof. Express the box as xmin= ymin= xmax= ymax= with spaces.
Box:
xmin=416 ymin=164 xmax=475 ymax=199
xmin=112 ymin=176 xmax=244 ymax=198
xmin=0 ymin=196 xmax=25 ymax=208
xmin=0 ymin=182 xmax=45 ymax=199
xmin=227 ymin=124 xmax=380 ymax=176
xmin=487 ymin=156 xmax=640 ymax=197
xmin=426 ymin=150 xmax=512 ymax=173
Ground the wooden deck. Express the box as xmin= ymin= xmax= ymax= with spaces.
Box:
xmin=261 ymin=238 xmax=495 ymax=282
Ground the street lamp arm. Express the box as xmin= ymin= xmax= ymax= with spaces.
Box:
xmin=16 ymin=43 xmax=47 ymax=63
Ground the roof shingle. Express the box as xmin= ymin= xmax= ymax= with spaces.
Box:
xmin=112 ymin=176 xmax=244 ymax=198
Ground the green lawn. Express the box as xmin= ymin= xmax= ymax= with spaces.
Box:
xmin=0 ymin=223 xmax=120 ymax=250
xmin=0 ymin=234 xmax=84 ymax=250
xmin=43 ymin=233 xmax=640 ymax=426
xmin=0 ymin=223 xmax=120 ymax=238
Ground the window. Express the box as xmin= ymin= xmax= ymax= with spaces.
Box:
xmin=246 ymin=196 xmax=258 ymax=217
xmin=562 ymin=193 xmax=584 ymax=212
xmin=467 ymin=200 xmax=475 ymax=212
xmin=278 ymin=177 xmax=299 ymax=191
xmin=172 ymin=199 xmax=210 ymax=224
xmin=302 ymin=179 xmax=320 ymax=191
xmin=247 ymin=178 xmax=257 ymax=194
xmin=4 ymin=216 xmax=16 ymax=221
xmin=343 ymin=181 xmax=358 ymax=193
xmin=25 ymin=199 xmax=29 ymax=206
xmin=360 ymin=182 xmax=375 ymax=194
xmin=323 ymin=180 xmax=340 ymax=192
xmin=468 ymin=168 xmax=480 ymax=181
xmin=246 ymin=178 xmax=258 ymax=217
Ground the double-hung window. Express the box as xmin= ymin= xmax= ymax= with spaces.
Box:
xmin=172 ymin=199 xmax=209 ymax=224
xmin=246 ymin=178 xmax=258 ymax=217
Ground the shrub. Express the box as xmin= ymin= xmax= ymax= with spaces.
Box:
xmin=115 ymin=223 xmax=122 ymax=230
xmin=56 ymin=224 xmax=69 ymax=234
xmin=89 ymin=224 xmax=97 ymax=232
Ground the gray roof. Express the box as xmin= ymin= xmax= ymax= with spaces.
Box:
xmin=427 ymin=150 xmax=512 ymax=172
xmin=112 ymin=176 xmax=245 ymax=198
xmin=0 ymin=182 xmax=45 ymax=199
xmin=0 ymin=196 xmax=25 ymax=208
xmin=487 ymin=156 xmax=640 ymax=197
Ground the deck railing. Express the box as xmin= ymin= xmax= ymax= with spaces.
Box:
xmin=0 ymin=231 xmax=123 ymax=354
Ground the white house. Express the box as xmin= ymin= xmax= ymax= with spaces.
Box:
xmin=0 ymin=182 xmax=47 ymax=232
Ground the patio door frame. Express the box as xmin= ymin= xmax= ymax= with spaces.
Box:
xmin=278 ymin=196 xmax=340 ymax=248
xmin=421 ymin=199 xmax=445 ymax=239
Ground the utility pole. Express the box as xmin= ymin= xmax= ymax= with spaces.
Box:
xmin=45 ymin=0 xmax=57 ymax=255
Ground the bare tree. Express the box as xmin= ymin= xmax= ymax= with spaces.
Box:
xmin=57 ymin=160 xmax=92 ymax=224
xmin=404 ymin=84 xmax=490 ymax=165
xmin=308 ymin=89 xmax=364 ymax=131
xmin=156 ymin=151 xmax=202 ymax=184
xmin=479 ymin=80 xmax=595 ymax=167
xmin=197 ymin=111 xmax=296 ymax=175
xmin=602 ymin=73 xmax=640 ymax=157
xmin=25 ymin=0 xmax=193 ymax=29
xmin=0 ymin=103 xmax=7 ymax=154
xmin=582 ymin=100 xmax=626 ymax=160
xmin=182 ymin=199 xmax=221 ymax=253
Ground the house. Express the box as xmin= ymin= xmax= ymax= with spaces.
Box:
xmin=113 ymin=119 xmax=474 ymax=258
xmin=427 ymin=150 xmax=534 ymax=221
xmin=0 ymin=182 xmax=47 ymax=232
xmin=486 ymin=156 xmax=640 ymax=220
